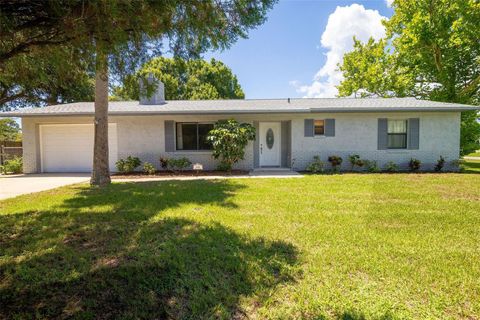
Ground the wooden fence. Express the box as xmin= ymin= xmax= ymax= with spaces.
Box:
xmin=0 ymin=141 xmax=22 ymax=165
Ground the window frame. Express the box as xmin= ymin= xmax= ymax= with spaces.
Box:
xmin=313 ymin=119 xmax=325 ymax=136
xmin=175 ymin=122 xmax=214 ymax=151
xmin=387 ymin=119 xmax=408 ymax=149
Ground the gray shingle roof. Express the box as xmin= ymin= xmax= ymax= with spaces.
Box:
xmin=1 ymin=97 xmax=478 ymax=117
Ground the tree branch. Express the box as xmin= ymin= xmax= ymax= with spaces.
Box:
xmin=0 ymin=36 xmax=73 ymax=63
xmin=0 ymin=91 xmax=27 ymax=106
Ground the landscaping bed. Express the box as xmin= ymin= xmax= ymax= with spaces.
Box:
xmin=111 ymin=170 xmax=249 ymax=179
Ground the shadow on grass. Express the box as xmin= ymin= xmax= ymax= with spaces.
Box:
xmin=311 ymin=310 xmax=398 ymax=320
xmin=337 ymin=311 xmax=397 ymax=320
xmin=0 ymin=180 xmax=298 ymax=319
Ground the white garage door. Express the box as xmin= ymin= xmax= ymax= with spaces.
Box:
xmin=40 ymin=124 xmax=118 ymax=172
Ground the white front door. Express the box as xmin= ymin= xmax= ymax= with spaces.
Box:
xmin=259 ymin=122 xmax=281 ymax=167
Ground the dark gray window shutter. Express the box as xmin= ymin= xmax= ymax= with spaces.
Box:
xmin=325 ymin=119 xmax=335 ymax=137
xmin=164 ymin=120 xmax=175 ymax=152
xmin=378 ymin=118 xmax=388 ymax=150
xmin=253 ymin=121 xmax=259 ymax=168
xmin=281 ymin=121 xmax=291 ymax=167
xmin=304 ymin=119 xmax=314 ymax=137
xmin=408 ymin=118 xmax=420 ymax=149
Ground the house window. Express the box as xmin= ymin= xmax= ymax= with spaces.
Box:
xmin=176 ymin=123 xmax=214 ymax=150
xmin=388 ymin=120 xmax=407 ymax=149
xmin=314 ymin=120 xmax=325 ymax=135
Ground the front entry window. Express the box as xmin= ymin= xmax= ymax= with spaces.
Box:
xmin=266 ymin=128 xmax=274 ymax=149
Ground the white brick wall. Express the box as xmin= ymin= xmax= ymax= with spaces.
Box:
xmin=113 ymin=115 xmax=254 ymax=170
xmin=290 ymin=112 xmax=460 ymax=171
xmin=21 ymin=118 xmax=38 ymax=173
xmin=21 ymin=111 xmax=460 ymax=173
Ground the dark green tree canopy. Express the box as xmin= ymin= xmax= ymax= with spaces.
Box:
xmin=0 ymin=46 xmax=94 ymax=110
xmin=114 ymin=57 xmax=244 ymax=101
xmin=1 ymin=0 xmax=276 ymax=62
xmin=1 ymin=0 xmax=275 ymax=109
xmin=337 ymin=0 xmax=480 ymax=155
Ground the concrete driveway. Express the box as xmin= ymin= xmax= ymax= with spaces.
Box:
xmin=0 ymin=173 xmax=90 ymax=200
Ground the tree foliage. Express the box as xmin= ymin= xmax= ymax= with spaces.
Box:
xmin=207 ymin=119 xmax=256 ymax=171
xmin=0 ymin=118 xmax=21 ymax=141
xmin=1 ymin=0 xmax=277 ymax=80
xmin=113 ymin=57 xmax=244 ymax=100
xmin=337 ymin=0 xmax=480 ymax=155
xmin=338 ymin=38 xmax=414 ymax=98
xmin=0 ymin=47 xmax=94 ymax=110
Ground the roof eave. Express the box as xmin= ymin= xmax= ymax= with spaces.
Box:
xmin=310 ymin=107 xmax=479 ymax=112
xmin=1 ymin=106 xmax=478 ymax=118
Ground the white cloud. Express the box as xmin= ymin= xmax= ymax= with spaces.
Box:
xmin=292 ymin=4 xmax=387 ymax=98
xmin=385 ymin=0 xmax=394 ymax=7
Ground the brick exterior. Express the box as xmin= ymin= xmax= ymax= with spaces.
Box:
xmin=22 ymin=111 xmax=460 ymax=173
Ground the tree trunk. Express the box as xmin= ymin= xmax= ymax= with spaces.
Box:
xmin=90 ymin=51 xmax=111 ymax=186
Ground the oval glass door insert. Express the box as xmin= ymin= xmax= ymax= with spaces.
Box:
xmin=266 ymin=128 xmax=274 ymax=149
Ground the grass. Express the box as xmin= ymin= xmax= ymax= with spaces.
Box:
xmin=465 ymin=150 xmax=480 ymax=157
xmin=463 ymin=159 xmax=480 ymax=173
xmin=1 ymin=174 xmax=480 ymax=319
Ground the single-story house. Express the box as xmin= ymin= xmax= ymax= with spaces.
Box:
xmin=1 ymin=81 xmax=478 ymax=173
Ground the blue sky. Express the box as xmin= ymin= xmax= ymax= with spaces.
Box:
xmin=204 ymin=0 xmax=393 ymax=99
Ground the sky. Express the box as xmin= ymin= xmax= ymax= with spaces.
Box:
xmin=204 ymin=0 xmax=394 ymax=99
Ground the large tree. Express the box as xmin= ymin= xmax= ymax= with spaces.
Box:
xmin=0 ymin=118 xmax=21 ymax=141
xmin=113 ymin=57 xmax=245 ymax=101
xmin=1 ymin=0 xmax=276 ymax=185
xmin=337 ymin=0 xmax=480 ymax=155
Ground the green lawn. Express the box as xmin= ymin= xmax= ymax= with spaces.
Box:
xmin=465 ymin=150 xmax=480 ymax=157
xmin=463 ymin=159 xmax=480 ymax=173
xmin=1 ymin=174 xmax=480 ymax=319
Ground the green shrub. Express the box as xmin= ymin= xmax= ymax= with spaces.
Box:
xmin=143 ymin=162 xmax=156 ymax=175
xmin=365 ymin=160 xmax=380 ymax=173
xmin=328 ymin=155 xmax=343 ymax=172
xmin=434 ymin=156 xmax=446 ymax=172
xmin=348 ymin=154 xmax=365 ymax=171
xmin=348 ymin=154 xmax=359 ymax=170
xmin=207 ymin=119 xmax=256 ymax=171
xmin=116 ymin=156 xmax=142 ymax=173
xmin=384 ymin=161 xmax=399 ymax=172
xmin=159 ymin=157 xmax=169 ymax=170
xmin=409 ymin=158 xmax=421 ymax=172
xmin=1 ymin=156 xmax=22 ymax=174
xmin=115 ymin=160 xmax=125 ymax=172
xmin=356 ymin=159 xmax=365 ymax=168
xmin=167 ymin=157 xmax=192 ymax=172
xmin=306 ymin=156 xmax=325 ymax=173
xmin=216 ymin=162 xmax=232 ymax=172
